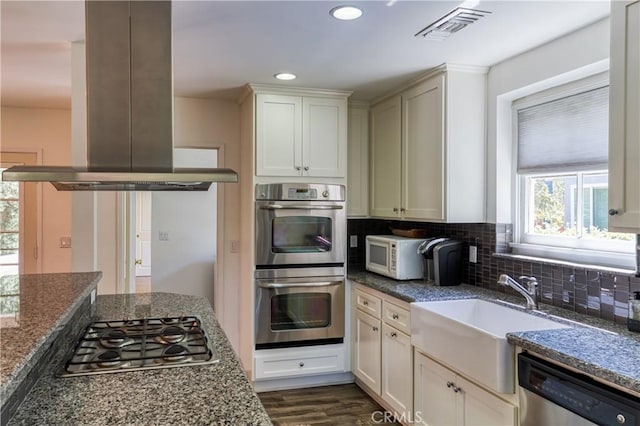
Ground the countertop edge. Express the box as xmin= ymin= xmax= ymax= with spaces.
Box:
xmin=348 ymin=270 xmax=640 ymax=396
xmin=0 ymin=272 xmax=101 ymax=403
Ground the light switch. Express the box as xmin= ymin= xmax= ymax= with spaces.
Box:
xmin=60 ymin=236 xmax=72 ymax=248
xmin=230 ymin=240 xmax=239 ymax=253
xmin=350 ymin=235 xmax=358 ymax=248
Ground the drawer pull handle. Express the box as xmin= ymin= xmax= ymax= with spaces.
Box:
xmin=452 ymin=385 xmax=461 ymax=393
xmin=373 ymin=326 xmax=378 ymax=332
xmin=299 ymin=362 xmax=305 ymax=368
xmin=363 ymin=300 xmax=369 ymax=306
xmin=391 ymin=332 xmax=397 ymax=338
xmin=392 ymin=313 xmax=399 ymax=320
xmin=446 ymin=381 xmax=454 ymax=388
xmin=609 ymin=208 xmax=621 ymax=216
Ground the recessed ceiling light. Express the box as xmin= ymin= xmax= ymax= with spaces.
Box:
xmin=274 ymin=73 xmax=297 ymax=81
xmin=330 ymin=5 xmax=363 ymax=21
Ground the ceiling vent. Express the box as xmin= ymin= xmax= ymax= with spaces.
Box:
xmin=415 ymin=7 xmax=491 ymax=41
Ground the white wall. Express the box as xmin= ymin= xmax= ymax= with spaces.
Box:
xmin=0 ymin=107 xmax=73 ymax=273
xmin=485 ymin=18 xmax=610 ymax=223
xmin=173 ymin=97 xmax=242 ymax=352
xmin=151 ymin=148 xmax=218 ymax=306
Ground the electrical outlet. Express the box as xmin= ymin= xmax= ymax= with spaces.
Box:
xmin=230 ymin=240 xmax=239 ymax=253
xmin=350 ymin=235 xmax=358 ymax=248
xmin=159 ymin=231 xmax=169 ymax=241
xmin=469 ymin=245 xmax=478 ymax=263
xmin=59 ymin=236 xmax=72 ymax=248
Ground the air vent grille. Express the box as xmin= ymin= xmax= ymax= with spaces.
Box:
xmin=415 ymin=7 xmax=491 ymax=41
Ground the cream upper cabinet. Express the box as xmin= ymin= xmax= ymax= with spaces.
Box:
xmin=256 ymin=94 xmax=303 ymax=176
xmin=255 ymin=92 xmax=348 ymax=178
xmin=347 ymin=104 xmax=369 ymax=217
xmin=414 ymin=351 xmax=517 ymax=426
xmin=402 ymin=75 xmax=445 ymax=221
xmin=609 ymin=0 xmax=640 ymax=232
xmin=370 ymin=95 xmax=402 ymax=217
xmin=369 ymin=65 xmax=486 ymax=222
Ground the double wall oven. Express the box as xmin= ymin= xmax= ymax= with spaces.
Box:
xmin=255 ymin=183 xmax=346 ymax=349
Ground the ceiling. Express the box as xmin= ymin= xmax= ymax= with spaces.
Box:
xmin=1 ymin=1 xmax=611 ymax=109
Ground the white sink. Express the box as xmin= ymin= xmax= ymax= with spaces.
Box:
xmin=410 ymin=298 xmax=570 ymax=394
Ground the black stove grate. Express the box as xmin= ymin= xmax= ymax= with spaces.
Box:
xmin=61 ymin=316 xmax=219 ymax=376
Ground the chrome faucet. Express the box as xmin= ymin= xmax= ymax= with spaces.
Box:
xmin=497 ymin=274 xmax=539 ymax=310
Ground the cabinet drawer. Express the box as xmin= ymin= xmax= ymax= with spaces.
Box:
xmin=255 ymin=346 xmax=346 ymax=380
xmin=382 ymin=301 xmax=410 ymax=334
xmin=355 ymin=289 xmax=382 ymax=318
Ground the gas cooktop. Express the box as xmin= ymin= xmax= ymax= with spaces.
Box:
xmin=61 ymin=316 xmax=219 ymax=376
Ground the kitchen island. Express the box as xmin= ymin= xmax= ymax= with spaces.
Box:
xmin=7 ymin=292 xmax=271 ymax=426
xmin=349 ymin=270 xmax=640 ymax=396
xmin=1 ymin=272 xmax=101 ymax=425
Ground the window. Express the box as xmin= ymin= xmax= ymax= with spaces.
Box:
xmin=513 ymin=75 xmax=635 ymax=268
xmin=0 ymin=168 xmax=20 ymax=278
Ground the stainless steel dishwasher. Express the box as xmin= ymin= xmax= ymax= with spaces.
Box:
xmin=518 ymin=353 xmax=640 ymax=426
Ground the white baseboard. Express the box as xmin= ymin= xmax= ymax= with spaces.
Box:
xmin=253 ymin=372 xmax=354 ymax=393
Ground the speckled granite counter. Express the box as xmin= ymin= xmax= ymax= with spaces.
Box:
xmin=349 ymin=270 xmax=640 ymax=396
xmin=7 ymin=292 xmax=272 ymax=426
xmin=1 ymin=272 xmax=101 ymax=424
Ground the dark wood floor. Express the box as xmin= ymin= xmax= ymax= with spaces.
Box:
xmin=259 ymin=383 xmax=402 ymax=426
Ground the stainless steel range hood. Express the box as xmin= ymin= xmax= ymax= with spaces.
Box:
xmin=2 ymin=1 xmax=237 ymax=191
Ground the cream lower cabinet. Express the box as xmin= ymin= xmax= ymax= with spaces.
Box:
xmin=414 ymin=351 xmax=517 ymax=426
xmin=353 ymin=285 xmax=413 ymax=421
xmin=608 ymin=0 xmax=640 ymax=232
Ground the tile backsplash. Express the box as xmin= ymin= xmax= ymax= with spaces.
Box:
xmin=347 ymin=219 xmax=640 ymax=325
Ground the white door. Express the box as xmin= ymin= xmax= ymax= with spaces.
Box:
xmin=382 ymin=323 xmax=413 ymax=416
xmin=302 ymin=96 xmax=347 ymax=177
xmin=414 ymin=351 xmax=457 ymax=426
xmin=256 ymin=94 xmax=303 ymax=176
xmin=457 ymin=375 xmax=517 ymax=426
xmin=402 ymin=74 xmax=445 ymax=221
xmin=354 ymin=309 xmax=382 ymax=394
xmin=370 ymin=95 xmax=402 ymax=218
xmin=135 ymin=191 xmax=152 ymax=276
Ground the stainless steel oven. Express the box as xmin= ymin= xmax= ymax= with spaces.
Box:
xmin=255 ymin=183 xmax=345 ymax=267
xmin=255 ymin=268 xmax=345 ymax=349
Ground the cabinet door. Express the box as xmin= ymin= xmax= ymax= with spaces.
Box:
xmin=457 ymin=375 xmax=517 ymax=426
xmin=256 ymin=94 xmax=302 ymax=176
xmin=609 ymin=0 xmax=640 ymax=231
xmin=402 ymin=75 xmax=445 ymax=221
xmin=303 ymin=97 xmax=347 ymax=177
xmin=370 ymin=95 xmax=402 ymax=218
xmin=347 ymin=105 xmax=369 ymax=217
xmin=354 ymin=310 xmax=382 ymax=394
xmin=382 ymin=324 xmax=413 ymax=417
xmin=414 ymin=351 xmax=456 ymax=426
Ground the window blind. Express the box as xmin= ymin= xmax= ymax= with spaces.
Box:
xmin=517 ymin=86 xmax=609 ymax=174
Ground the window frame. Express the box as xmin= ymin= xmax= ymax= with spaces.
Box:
xmin=511 ymin=72 xmax=635 ymax=270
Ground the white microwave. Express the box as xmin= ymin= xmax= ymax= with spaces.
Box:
xmin=365 ymin=235 xmax=426 ymax=280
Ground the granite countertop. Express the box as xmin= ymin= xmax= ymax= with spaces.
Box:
xmin=0 ymin=272 xmax=102 ymax=410
xmin=8 ymin=292 xmax=272 ymax=426
xmin=348 ymin=270 xmax=640 ymax=395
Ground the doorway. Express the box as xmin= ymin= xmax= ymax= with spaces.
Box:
xmin=0 ymin=152 xmax=40 ymax=278
xmin=134 ymin=191 xmax=152 ymax=293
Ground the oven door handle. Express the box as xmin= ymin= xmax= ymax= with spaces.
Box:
xmin=257 ymin=280 xmax=343 ymax=288
xmin=259 ymin=204 xmax=344 ymax=210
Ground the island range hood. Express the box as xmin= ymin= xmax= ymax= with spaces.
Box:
xmin=2 ymin=1 xmax=238 ymax=191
